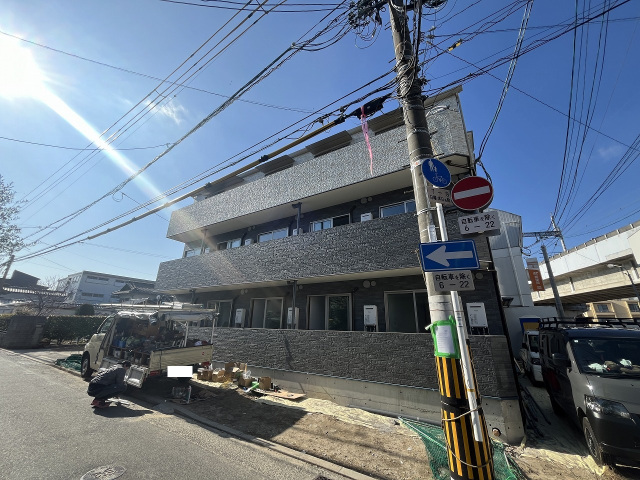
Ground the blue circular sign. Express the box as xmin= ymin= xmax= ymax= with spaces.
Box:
xmin=421 ymin=158 xmax=451 ymax=188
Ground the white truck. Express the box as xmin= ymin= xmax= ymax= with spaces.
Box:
xmin=81 ymin=309 xmax=216 ymax=387
xmin=520 ymin=330 xmax=542 ymax=383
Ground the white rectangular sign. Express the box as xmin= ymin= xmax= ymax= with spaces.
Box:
xmin=466 ymin=302 xmax=488 ymax=328
xmin=433 ymin=270 xmax=475 ymax=292
xmin=458 ymin=211 xmax=500 ymax=234
xmin=425 ymin=185 xmax=453 ymax=206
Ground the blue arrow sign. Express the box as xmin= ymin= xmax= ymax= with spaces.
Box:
xmin=421 ymin=158 xmax=451 ymax=188
xmin=419 ymin=240 xmax=480 ymax=271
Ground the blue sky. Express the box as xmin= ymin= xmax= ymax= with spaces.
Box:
xmin=1 ymin=0 xmax=638 ymax=284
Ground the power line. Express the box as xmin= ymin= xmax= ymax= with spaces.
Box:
xmin=0 ymin=135 xmax=167 ymax=152
xmin=0 ymin=29 xmax=314 ymax=114
xmin=157 ymin=0 xmax=347 ymax=12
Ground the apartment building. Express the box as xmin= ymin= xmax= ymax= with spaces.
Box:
xmin=155 ymin=86 xmax=524 ymax=442
xmin=56 ymin=271 xmax=155 ymax=305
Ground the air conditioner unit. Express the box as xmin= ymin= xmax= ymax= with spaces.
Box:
xmin=234 ymin=308 xmax=246 ymax=326
xmin=361 ymin=212 xmax=373 ymax=222
xmin=244 ymin=239 xmax=253 ymax=245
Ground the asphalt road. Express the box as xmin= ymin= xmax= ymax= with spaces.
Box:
xmin=0 ymin=349 xmax=347 ymax=480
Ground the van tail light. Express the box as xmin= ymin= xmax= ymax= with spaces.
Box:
xmin=149 ymin=370 xmax=162 ymax=377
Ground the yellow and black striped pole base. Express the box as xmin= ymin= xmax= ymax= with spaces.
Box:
xmin=435 ymin=355 xmax=495 ymax=480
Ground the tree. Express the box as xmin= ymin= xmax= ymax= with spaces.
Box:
xmin=75 ymin=304 xmax=95 ymax=316
xmin=0 ymin=175 xmax=27 ymax=272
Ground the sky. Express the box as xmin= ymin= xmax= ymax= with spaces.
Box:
xmin=1 ymin=0 xmax=638 ymax=285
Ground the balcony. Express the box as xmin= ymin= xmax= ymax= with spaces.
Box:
xmin=156 ymin=213 xmax=421 ymax=293
xmin=167 ymin=89 xmax=472 ymax=244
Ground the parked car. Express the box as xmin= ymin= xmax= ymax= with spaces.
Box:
xmin=520 ymin=330 xmax=542 ymax=383
xmin=539 ymin=319 xmax=640 ymax=465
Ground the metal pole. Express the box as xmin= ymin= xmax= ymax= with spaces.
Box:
xmin=291 ymin=279 xmax=297 ymax=329
xmin=389 ymin=2 xmax=494 ymax=478
xmin=622 ymin=270 xmax=640 ymax=300
xmin=541 ymin=244 xmax=566 ymax=319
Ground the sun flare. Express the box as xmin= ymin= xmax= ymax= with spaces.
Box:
xmin=0 ymin=37 xmax=47 ymax=99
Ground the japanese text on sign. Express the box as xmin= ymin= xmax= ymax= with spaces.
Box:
xmin=433 ymin=270 xmax=475 ymax=292
xmin=458 ymin=211 xmax=500 ymax=234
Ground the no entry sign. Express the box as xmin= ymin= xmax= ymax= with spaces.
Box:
xmin=451 ymin=176 xmax=494 ymax=211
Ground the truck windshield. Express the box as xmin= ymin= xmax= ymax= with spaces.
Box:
xmin=571 ymin=337 xmax=640 ymax=376
xmin=528 ymin=335 xmax=539 ymax=353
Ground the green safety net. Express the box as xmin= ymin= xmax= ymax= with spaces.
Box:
xmin=400 ymin=418 xmax=524 ymax=480
xmin=55 ymin=354 xmax=83 ymax=372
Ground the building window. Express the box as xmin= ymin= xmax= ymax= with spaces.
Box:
xmin=595 ymin=304 xmax=611 ymax=313
xmin=258 ymin=228 xmax=288 ymax=243
xmin=250 ymin=298 xmax=283 ymax=329
xmin=380 ymin=200 xmax=416 ymax=218
xmin=86 ymin=275 xmax=109 ymax=283
xmin=629 ymin=303 xmax=640 ymax=313
xmin=207 ymin=300 xmax=233 ymax=327
xmin=385 ymin=290 xmax=429 ymax=333
xmin=217 ymin=239 xmax=242 ymax=251
xmin=311 ymin=214 xmax=350 ymax=232
xmin=184 ymin=249 xmax=197 ymax=258
xmin=307 ymin=294 xmax=351 ymax=331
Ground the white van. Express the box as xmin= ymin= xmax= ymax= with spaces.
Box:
xmin=81 ymin=309 xmax=216 ymax=387
xmin=520 ymin=330 xmax=542 ymax=383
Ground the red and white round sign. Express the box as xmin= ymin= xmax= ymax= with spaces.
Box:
xmin=451 ymin=176 xmax=494 ymax=211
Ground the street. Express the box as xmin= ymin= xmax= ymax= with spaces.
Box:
xmin=0 ymin=349 xmax=349 ymax=480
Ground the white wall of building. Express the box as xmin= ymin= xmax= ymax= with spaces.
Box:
xmin=56 ymin=271 xmax=154 ymax=304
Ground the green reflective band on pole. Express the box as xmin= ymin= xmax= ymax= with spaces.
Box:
xmin=431 ymin=316 xmax=460 ymax=359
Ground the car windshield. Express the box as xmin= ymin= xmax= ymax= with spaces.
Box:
xmin=571 ymin=337 xmax=640 ymax=376
xmin=528 ymin=335 xmax=539 ymax=353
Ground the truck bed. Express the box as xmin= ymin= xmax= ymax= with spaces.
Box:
xmin=148 ymin=345 xmax=213 ymax=371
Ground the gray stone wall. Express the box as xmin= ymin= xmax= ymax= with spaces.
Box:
xmin=158 ymin=212 xmax=421 ymax=291
xmin=210 ymin=328 xmax=516 ymax=398
xmin=0 ymin=316 xmax=46 ymax=349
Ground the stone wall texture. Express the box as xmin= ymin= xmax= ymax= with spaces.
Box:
xmin=210 ymin=328 xmax=517 ymax=398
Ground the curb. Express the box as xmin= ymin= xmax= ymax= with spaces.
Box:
xmin=7 ymin=349 xmax=379 ymax=480
xmin=131 ymin=389 xmax=377 ymax=480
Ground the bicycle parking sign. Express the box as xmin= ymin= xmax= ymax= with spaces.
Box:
xmin=421 ymin=158 xmax=451 ymax=188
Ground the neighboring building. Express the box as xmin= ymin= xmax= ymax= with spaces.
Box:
xmin=583 ymin=299 xmax=640 ymax=320
xmin=534 ymin=220 xmax=640 ymax=310
xmin=0 ymin=270 xmax=69 ymax=314
xmin=56 ymin=271 xmax=155 ymax=305
xmin=111 ymin=282 xmax=175 ymax=305
xmin=155 ymin=87 xmax=525 ymax=443
xmin=488 ymin=211 xmax=557 ymax=352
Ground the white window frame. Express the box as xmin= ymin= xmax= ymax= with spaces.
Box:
xmin=311 ymin=214 xmax=350 ymax=232
xmin=257 ymin=228 xmax=288 ymax=243
xmin=217 ymin=238 xmax=242 ymax=250
xmin=184 ymin=249 xmax=197 ymax=258
xmin=306 ymin=294 xmax=352 ymax=331
xmin=207 ymin=300 xmax=234 ymax=327
xmin=250 ymin=297 xmax=284 ymax=329
xmin=384 ymin=289 xmax=428 ymax=333
xmin=379 ymin=200 xmax=416 ymax=218
xmin=628 ymin=302 xmax=640 ymax=313
xmin=595 ymin=303 xmax=611 ymax=313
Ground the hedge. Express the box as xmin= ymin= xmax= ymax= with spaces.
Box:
xmin=42 ymin=316 xmax=105 ymax=343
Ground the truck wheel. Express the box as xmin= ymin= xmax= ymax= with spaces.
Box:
xmin=81 ymin=353 xmax=94 ymax=378
xmin=583 ymin=417 xmax=614 ymax=466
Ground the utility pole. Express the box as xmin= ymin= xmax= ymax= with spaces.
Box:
xmin=523 ymin=230 xmax=567 ymax=319
xmin=550 ymin=214 xmax=567 ymax=252
xmin=388 ymin=2 xmax=494 ymax=479
xmin=0 ymin=253 xmax=15 ymax=292
xmin=541 ymin=244 xmax=566 ymax=319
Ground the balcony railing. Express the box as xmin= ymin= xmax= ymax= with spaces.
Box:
xmin=157 ymin=213 xmax=420 ymax=292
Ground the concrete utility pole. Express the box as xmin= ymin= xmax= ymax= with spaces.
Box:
xmin=0 ymin=253 xmax=15 ymax=292
xmin=388 ymin=2 xmax=494 ymax=479
xmin=550 ymin=214 xmax=567 ymax=252
xmin=541 ymin=244 xmax=566 ymax=319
